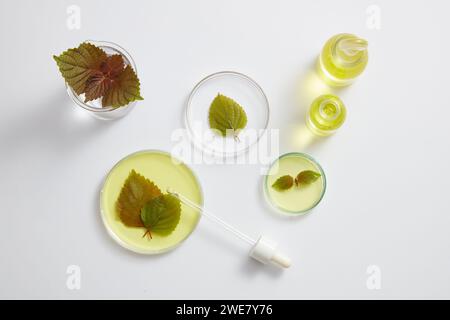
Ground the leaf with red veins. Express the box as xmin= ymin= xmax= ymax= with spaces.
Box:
xmin=53 ymin=43 xmax=107 ymax=95
xmin=84 ymin=71 xmax=113 ymax=102
xmin=102 ymin=65 xmax=143 ymax=108
xmin=54 ymin=43 xmax=143 ymax=108
xmin=100 ymin=54 xmax=125 ymax=78
xmin=84 ymin=55 xmax=125 ymax=102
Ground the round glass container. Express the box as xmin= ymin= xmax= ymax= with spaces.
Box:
xmin=100 ymin=150 xmax=203 ymax=254
xmin=306 ymin=94 xmax=346 ymax=136
xmin=65 ymin=40 xmax=138 ymax=120
xmin=185 ymin=71 xmax=270 ymax=157
xmin=264 ymin=152 xmax=326 ymax=215
xmin=317 ymin=33 xmax=368 ymax=87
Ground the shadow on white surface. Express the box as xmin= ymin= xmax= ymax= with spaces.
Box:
xmin=0 ymin=90 xmax=117 ymax=160
xmin=196 ymin=223 xmax=284 ymax=278
xmin=290 ymin=58 xmax=352 ymax=152
xmin=240 ymin=257 xmax=284 ymax=278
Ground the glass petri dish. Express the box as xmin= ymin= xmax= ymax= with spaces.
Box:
xmin=185 ymin=71 xmax=270 ymax=157
xmin=100 ymin=150 xmax=203 ymax=254
xmin=264 ymin=153 xmax=326 ymax=215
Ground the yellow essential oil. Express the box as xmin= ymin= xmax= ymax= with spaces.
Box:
xmin=306 ymin=94 xmax=346 ymax=136
xmin=318 ymin=33 xmax=368 ymax=86
xmin=264 ymin=153 xmax=326 ymax=215
xmin=100 ymin=150 xmax=203 ymax=254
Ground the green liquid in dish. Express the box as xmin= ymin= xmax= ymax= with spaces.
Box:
xmin=100 ymin=150 xmax=203 ymax=254
xmin=265 ymin=153 xmax=326 ymax=215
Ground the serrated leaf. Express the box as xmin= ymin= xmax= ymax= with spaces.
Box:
xmin=116 ymin=170 xmax=162 ymax=228
xmin=53 ymin=43 xmax=107 ymax=95
xmin=84 ymin=71 xmax=113 ymax=102
xmin=100 ymin=54 xmax=124 ymax=78
xmin=295 ymin=170 xmax=321 ymax=187
xmin=272 ymin=175 xmax=294 ymax=191
xmin=208 ymin=93 xmax=247 ymax=138
xmin=102 ymin=65 xmax=144 ymax=108
xmin=140 ymin=194 xmax=181 ymax=238
xmin=54 ymin=43 xmax=143 ymax=108
xmin=84 ymin=55 xmax=125 ymax=102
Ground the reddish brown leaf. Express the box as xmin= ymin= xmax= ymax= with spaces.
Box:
xmin=53 ymin=43 xmax=107 ymax=95
xmin=55 ymin=43 xmax=143 ymax=108
xmin=84 ymin=71 xmax=112 ymax=102
xmin=84 ymin=55 xmax=125 ymax=102
xmin=100 ymin=54 xmax=124 ymax=79
xmin=102 ymin=65 xmax=143 ymax=108
xmin=116 ymin=170 xmax=162 ymax=228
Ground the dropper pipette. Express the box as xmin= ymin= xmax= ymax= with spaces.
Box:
xmin=167 ymin=188 xmax=291 ymax=269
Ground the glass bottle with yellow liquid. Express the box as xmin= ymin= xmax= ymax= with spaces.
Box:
xmin=306 ymin=94 xmax=346 ymax=136
xmin=318 ymin=33 xmax=368 ymax=86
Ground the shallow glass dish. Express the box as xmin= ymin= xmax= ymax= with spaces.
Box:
xmin=66 ymin=40 xmax=138 ymax=120
xmin=185 ymin=71 xmax=270 ymax=157
xmin=264 ymin=152 xmax=326 ymax=215
xmin=100 ymin=150 xmax=203 ymax=254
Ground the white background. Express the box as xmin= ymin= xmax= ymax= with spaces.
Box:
xmin=1 ymin=0 xmax=449 ymax=299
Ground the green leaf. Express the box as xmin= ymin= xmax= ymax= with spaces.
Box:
xmin=272 ymin=175 xmax=294 ymax=191
xmin=208 ymin=93 xmax=247 ymax=138
xmin=116 ymin=170 xmax=162 ymax=228
xmin=140 ymin=194 xmax=181 ymax=238
xmin=102 ymin=65 xmax=144 ymax=108
xmin=295 ymin=170 xmax=321 ymax=187
xmin=53 ymin=43 xmax=107 ymax=95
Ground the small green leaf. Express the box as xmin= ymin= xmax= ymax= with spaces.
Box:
xmin=295 ymin=170 xmax=321 ymax=187
xmin=140 ymin=194 xmax=181 ymax=238
xmin=116 ymin=170 xmax=162 ymax=228
xmin=272 ymin=175 xmax=294 ymax=191
xmin=208 ymin=93 xmax=247 ymax=139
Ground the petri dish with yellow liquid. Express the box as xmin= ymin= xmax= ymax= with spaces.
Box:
xmin=100 ymin=150 xmax=203 ymax=254
xmin=264 ymin=153 xmax=326 ymax=215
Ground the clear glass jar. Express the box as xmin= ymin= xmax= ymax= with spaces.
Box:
xmin=317 ymin=33 xmax=368 ymax=87
xmin=306 ymin=94 xmax=347 ymax=136
xmin=65 ymin=40 xmax=138 ymax=120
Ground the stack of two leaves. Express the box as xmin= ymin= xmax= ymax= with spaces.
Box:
xmin=116 ymin=170 xmax=181 ymax=238
xmin=54 ymin=43 xmax=143 ymax=108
